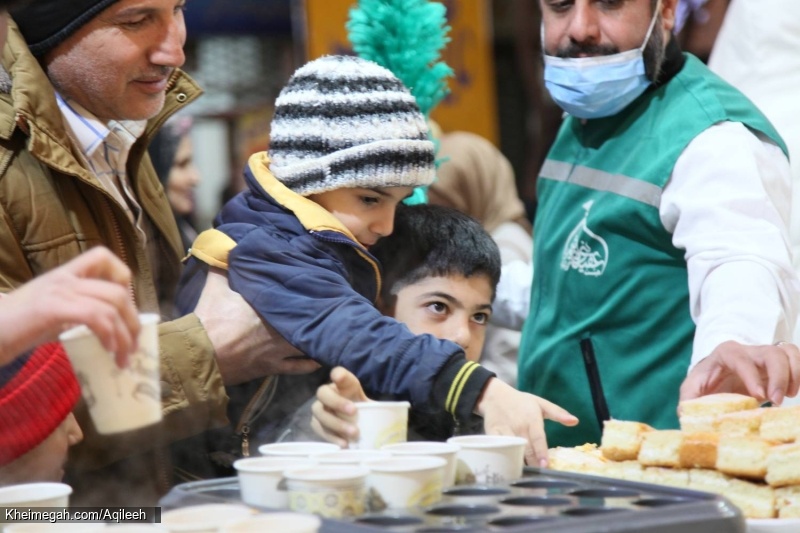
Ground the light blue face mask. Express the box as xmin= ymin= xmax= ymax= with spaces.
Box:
xmin=542 ymin=5 xmax=661 ymax=120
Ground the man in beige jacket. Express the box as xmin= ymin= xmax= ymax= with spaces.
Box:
xmin=0 ymin=0 xmax=317 ymax=505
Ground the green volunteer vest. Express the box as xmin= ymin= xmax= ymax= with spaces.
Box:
xmin=518 ymin=55 xmax=787 ymax=447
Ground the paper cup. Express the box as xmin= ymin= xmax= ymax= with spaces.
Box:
xmin=220 ymin=513 xmax=321 ymax=533
xmin=350 ymin=401 xmax=410 ymax=450
xmin=233 ymin=457 xmax=316 ymax=509
xmin=382 ymin=441 xmax=461 ymax=487
xmin=362 ymin=455 xmax=447 ymax=510
xmin=257 ymin=442 xmax=340 ymax=458
xmin=59 ymin=313 xmax=161 ymax=435
xmin=447 ymin=435 xmax=526 ymax=485
xmin=0 ymin=482 xmax=72 ymax=508
xmin=285 ymin=466 xmax=368 ymax=518
xmin=160 ymin=504 xmax=255 ymax=532
xmin=310 ymin=449 xmax=392 ymax=465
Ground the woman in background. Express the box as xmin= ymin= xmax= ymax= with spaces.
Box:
xmin=429 ymin=131 xmax=533 ymax=386
xmin=149 ymin=115 xmax=201 ymax=254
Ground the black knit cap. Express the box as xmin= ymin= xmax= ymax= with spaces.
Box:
xmin=11 ymin=0 xmax=123 ymax=57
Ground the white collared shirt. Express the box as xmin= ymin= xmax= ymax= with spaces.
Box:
xmin=493 ymin=121 xmax=798 ymax=371
xmin=56 ymin=93 xmax=148 ymax=243
xmin=662 ymin=122 xmax=798 ymax=368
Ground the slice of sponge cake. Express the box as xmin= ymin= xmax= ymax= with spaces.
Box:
xmin=689 ymin=469 xmax=775 ymax=518
xmin=679 ymin=393 xmax=760 ymax=433
xmin=713 ymin=408 xmax=767 ymax=437
xmin=600 ymin=419 xmax=653 ymax=461
xmin=641 ymin=466 xmax=690 ymax=489
xmin=603 ymin=460 xmax=644 ymax=483
xmin=638 ymin=430 xmax=682 ymax=468
xmin=761 ymin=405 xmax=800 ymax=443
xmin=775 ymin=486 xmax=800 ymax=518
xmin=766 ymin=443 xmax=800 ymax=488
xmin=679 ymin=432 xmax=719 ymax=469
xmin=716 ymin=435 xmax=772 ymax=480
xmin=548 ymin=443 xmax=609 ymax=475
xmin=724 ymin=478 xmax=776 ymax=519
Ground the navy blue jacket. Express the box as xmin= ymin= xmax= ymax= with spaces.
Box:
xmin=177 ymin=152 xmax=493 ymax=419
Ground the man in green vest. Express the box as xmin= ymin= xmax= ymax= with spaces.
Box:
xmin=518 ymin=0 xmax=800 ymax=447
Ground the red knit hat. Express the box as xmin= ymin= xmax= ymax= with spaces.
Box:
xmin=0 ymin=342 xmax=81 ymax=465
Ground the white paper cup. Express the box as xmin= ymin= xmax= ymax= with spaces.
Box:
xmin=59 ymin=313 xmax=161 ymax=435
xmin=310 ymin=449 xmax=392 ymax=465
xmin=0 ymin=482 xmax=72 ymax=508
xmin=233 ymin=457 xmax=316 ymax=509
xmin=160 ymin=504 xmax=255 ymax=533
xmin=285 ymin=466 xmax=368 ymax=518
xmin=350 ymin=401 xmax=410 ymax=450
xmin=382 ymin=441 xmax=461 ymax=488
xmin=362 ymin=455 xmax=447 ymax=510
xmin=257 ymin=442 xmax=340 ymax=458
xmin=220 ymin=513 xmax=321 ymax=533
xmin=447 ymin=435 xmax=526 ymax=485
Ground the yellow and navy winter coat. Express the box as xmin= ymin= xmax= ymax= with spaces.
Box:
xmin=177 ymin=152 xmax=493 ymax=416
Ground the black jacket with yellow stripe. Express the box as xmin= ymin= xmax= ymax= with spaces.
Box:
xmin=177 ymin=152 xmax=494 ymax=441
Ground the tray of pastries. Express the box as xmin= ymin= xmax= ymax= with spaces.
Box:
xmin=547 ymin=393 xmax=800 ymax=532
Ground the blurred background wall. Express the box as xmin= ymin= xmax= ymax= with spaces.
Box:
xmin=180 ymin=0 xmax=554 ymax=229
xmin=181 ymin=0 xmax=727 ymax=229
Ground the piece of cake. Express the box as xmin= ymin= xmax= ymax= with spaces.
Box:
xmin=713 ymin=408 xmax=767 ymax=437
xmin=600 ymin=419 xmax=654 ymax=461
xmin=638 ymin=430 xmax=682 ymax=467
xmin=679 ymin=393 xmax=760 ymax=433
xmin=723 ymin=478 xmax=776 ymax=519
xmin=641 ymin=466 xmax=690 ymax=489
xmin=761 ymin=405 xmax=800 ymax=443
xmin=688 ymin=469 xmax=775 ymax=518
xmin=716 ymin=435 xmax=771 ymax=480
xmin=766 ymin=443 xmax=800 ymax=487
xmin=689 ymin=468 xmax=732 ymax=494
xmin=547 ymin=443 xmax=609 ymax=474
xmin=603 ymin=460 xmax=644 ymax=483
xmin=679 ymin=432 xmax=719 ymax=469
xmin=775 ymin=486 xmax=800 ymax=518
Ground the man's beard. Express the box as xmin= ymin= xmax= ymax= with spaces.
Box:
xmin=554 ymin=16 xmax=667 ymax=81
xmin=642 ymin=16 xmax=666 ymax=81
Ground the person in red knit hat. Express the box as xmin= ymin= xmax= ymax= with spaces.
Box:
xmin=0 ymin=247 xmax=139 ymax=485
xmin=0 ymin=343 xmax=83 ymax=483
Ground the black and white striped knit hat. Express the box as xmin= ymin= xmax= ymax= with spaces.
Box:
xmin=268 ymin=55 xmax=436 ymax=197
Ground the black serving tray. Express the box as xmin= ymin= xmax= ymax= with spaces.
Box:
xmin=159 ymin=467 xmax=746 ymax=532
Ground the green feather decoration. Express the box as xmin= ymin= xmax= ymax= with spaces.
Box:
xmin=347 ymin=0 xmax=453 ymax=118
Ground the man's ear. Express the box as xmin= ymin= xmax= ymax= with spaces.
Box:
xmin=660 ymin=0 xmax=678 ymax=32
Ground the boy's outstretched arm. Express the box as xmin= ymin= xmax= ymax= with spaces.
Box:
xmin=311 ymin=367 xmax=579 ymax=465
xmin=475 ymin=378 xmax=578 ymax=467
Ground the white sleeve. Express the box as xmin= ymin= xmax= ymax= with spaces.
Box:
xmin=659 ymin=121 xmax=800 ymax=370
xmin=490 ymin=259 xmax=533 ymax=331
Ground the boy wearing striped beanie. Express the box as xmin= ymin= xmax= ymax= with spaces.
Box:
xmin=176 ymin=56 xmax=573 ymax=472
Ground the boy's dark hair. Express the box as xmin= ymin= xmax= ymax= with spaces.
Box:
xmin=371 ymin=203 xmax=501 ymax=309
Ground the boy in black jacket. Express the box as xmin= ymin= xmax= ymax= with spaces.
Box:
xmin=306 ymin=203 xmax=509 ymax=443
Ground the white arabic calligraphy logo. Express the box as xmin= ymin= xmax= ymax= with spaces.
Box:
xmin=560 ymin=200 xmax=608 ymax=277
